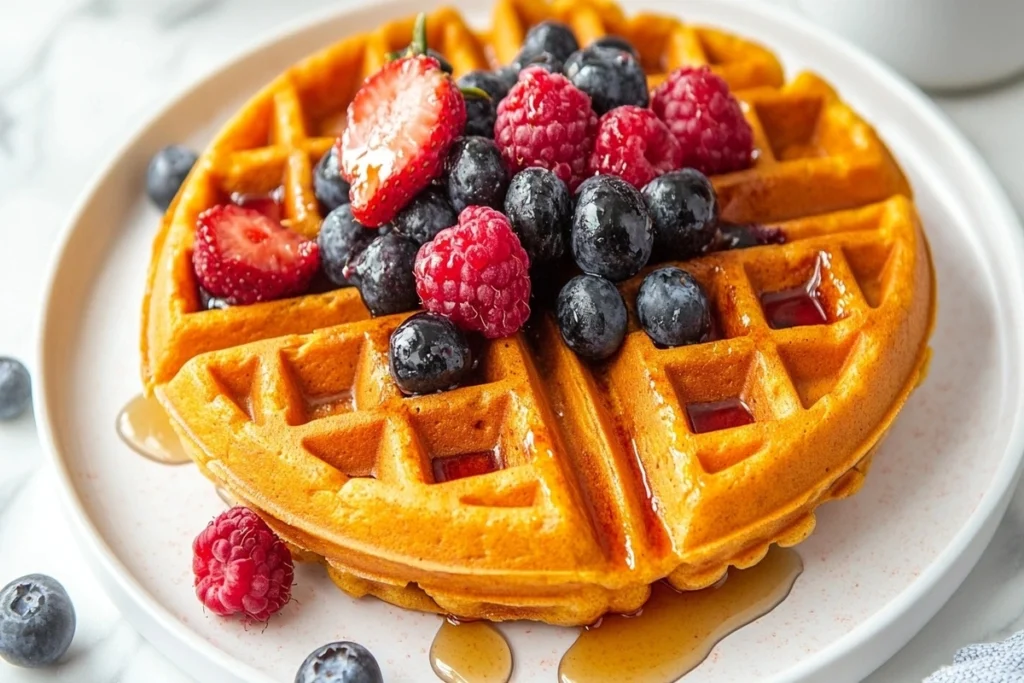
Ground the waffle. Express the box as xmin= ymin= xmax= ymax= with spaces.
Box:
xmin=144 ymin=0 xmax=935 ymax=625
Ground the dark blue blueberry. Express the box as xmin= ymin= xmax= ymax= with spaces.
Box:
xmin=445 ymin=137 xmax=508 ymax=213
xmin=389 ymin=313 xmax=473 ymax=396
xmin=313 ymin=146 xmax=351 ymax=214
xmin=557 ymin=275 xmax=628 ymax=361
xmin=318 ymin=204 xmax=377 ymax=287
xmin=563 ymin=46 xmax=648 ymax=114
xmin=0 ymin=358 xmax=31 ymax=421
xmin=572 ymin=174 xmax=653 ymax=282
xmin=294 ymin=641 xmax=383 ymax=683
xmin=518 ymin=21 xmax=579 ymax=65
xmin=198 ymin=288 xmax=230 ymax=311
xmin=514 ymin=50 xmax=563 ymax=74
xmin=458 ymin=70 xmax=511 ymax=103
xmin=636 ymin=267 xmax=712 ymax=347
xmin=463 ymin=92 xmax=497 ymax=138
xmin=0 ymin=574 xmax=75 ymax=668
xmin=428 ymin=49 xmax=454 ymax=75
xmin=504 ymin=168 xmax=571 ymax=264
xmin=716 ymin=223 xmax=786 ymax=250
xmin=146 ymin=145 xmax=197 ymax=210
xmin=351 ymin=234 xmax=420 ymax=316
xmin=642 ymin=169 xmax=718 ymax=261
xmin=388 ymin=188 xmax=456 ymax=245
xmin=591 ymin=35 xmax=640 ymax=60
xmin=493 ymin=65 xmax=521 ymax=95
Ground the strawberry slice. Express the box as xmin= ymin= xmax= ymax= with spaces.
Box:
xmin=192 ymin=205 xmax=319 ymax=305
xmin=340 ymin=53 xmax=466 ymax=227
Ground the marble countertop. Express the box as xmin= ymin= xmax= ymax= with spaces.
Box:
xmin=1 ymin=0 xmax=1023 ymax=681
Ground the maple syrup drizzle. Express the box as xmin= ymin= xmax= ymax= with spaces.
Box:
xmin=116 ymin=394 xmax=192 ymax=465
xmin=430 ymin=619 xmax=513 ymax=683
xmin=432 ymin=449 xmax=503 ymax=483
xmin=686 ymin=398 xmax=755 ymax=434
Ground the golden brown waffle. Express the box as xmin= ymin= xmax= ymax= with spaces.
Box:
xmin=144 ymin=0 xmax=935 ymax=625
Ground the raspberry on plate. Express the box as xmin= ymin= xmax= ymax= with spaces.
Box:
xmin=414 ymin=206 xmax=531 ymax=339
xmin=494 ymin=67 xmax=598 ymax=191
xmin=651 ymin=66 xmax=754 ymax=176
xmin=192 ymin=205 xmax=319 ymax=305
xmin=192 ymin=506 xmax=294 ymax=623
xmin=589 ymin=106 xmax=683 ymax=189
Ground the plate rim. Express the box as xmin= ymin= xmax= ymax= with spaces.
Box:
xmin=31 ymin=0 xmax=1024 ymax=681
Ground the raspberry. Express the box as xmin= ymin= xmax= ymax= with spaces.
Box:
xmin=414 ymin=207 xmax=531 ymax=338
xmin=651 ymin=66 xmax=754 ymax=176
xmin=589 ymin=106 xmax=683 ymax=188
xmin=192 ymin=507 xmax=294 ymax=623
xmin=494 ymin=67 xmax=598 ymax=191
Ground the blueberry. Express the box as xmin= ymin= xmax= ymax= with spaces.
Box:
xmin=389 ymin=313 xmax=473 ymax=395
xmin=146 ymin=145 xmax=197 ymax=210
xmin=313 ymin=146 xmax=351 ymax=214
xmin=198 ymin=288 xmax=230 ymax=311
xmin=514 ymin=50 xmax=563 ymax=74
xmin=0 ymin=358 xmax=31 ymax=421
xmin=458 ymin=70 xmax=511 ymax=103
xmin=351 ymin=233 xmax=420 ymax=316
xmin=493 ymin=65 xmax=521 ymax=95
xmin=571 ymin=174 xmax=653 ymax=281
xmin=445 ymin=137 xmax=508 ymax=213
xmin=428 ymin=49 xmax=454 ymax=75
xmin=591 ymin=35 xmax=640 ymax=60
xmin=716 ymin=223 xmax=786 ymax=250
xmin=388 ymin=189 xmax=456 ymax=245
xmin=318 ymin=204 xmax=377 ymax=287
xmin=642 ymin=169 xmax=719 ymax=261
xmin=557 ymin=275 xmax=628 ymax=361
xmin=463 ymin=93 xmax=497 ymax=138
xmin=636 ymin=267 xmax=712 ymax=347
xmin=564 ymin=46 xmax=648 ymax=114
xmin=504 ymin=168 xmax=571 ymax=264
xmin=518 ymin=21 xmax=579 ymax=65
xmin=0 ymin=574 xmax=75 ymax=668
xmin=295 ymin=641 xmax=383 ymax=683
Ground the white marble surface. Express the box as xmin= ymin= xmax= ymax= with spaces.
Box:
xmin=1 ymin=0 xmax=1023 ymax=681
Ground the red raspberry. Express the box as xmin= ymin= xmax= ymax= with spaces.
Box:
xmin=651 ymin=66 xmax=754 ymax=176
xmin=588 ymin=106 xmax=683 ymax=188
xmin=494 ymin=67 xmax=598 ymax=191
xmin=192 ymin=506 xmax=294 ymax=623
xmin=414 ymin=207 xmax=531 ymax=339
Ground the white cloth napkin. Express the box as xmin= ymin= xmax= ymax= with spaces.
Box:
xmin=925 ymin=631 xmax=1024 ymax=682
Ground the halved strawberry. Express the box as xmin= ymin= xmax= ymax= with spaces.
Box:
xmin=192 ymin=205 xmax=319 ymax=305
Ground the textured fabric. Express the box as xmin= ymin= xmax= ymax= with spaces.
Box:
xmin=926 ymin=631 xmax=1024 ymax=682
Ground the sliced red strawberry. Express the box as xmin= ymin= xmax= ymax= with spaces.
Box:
xmin=340 ymin=54 xmax=466 ymax=227
xmin=192 ymin=205 xmax=319 ymax=305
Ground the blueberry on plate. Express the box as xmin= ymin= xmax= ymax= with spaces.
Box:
xmin=458 ymin=70 xmax=511 ymax=103
xmin=313 ymin=146 xmax=351 ymax=214
xmin=504 ymin=167 xmax=572 ymax=264
xmin=350 ymin=233 xmax=420 ymax=316
xmin=636 ymin=266 xmax=712 ymax=347
xmin=318 ymin=204 xmax=377 ymax=287
xmin=463 ymin=91 xmax=497 ymax=138
xmin=642 ymin=168 xmax=718 ymax=260
xmin=563 ymin=45 xmax=649 ymax=114
xmin=0 ymin=357 xmax=31 ymax=421
xmin=388 ymin=188 xmax=457 ymax=245
xmin=557 ymin=275 xmax=628 ymax=361
xmin=572 ymin=174 xmax=653 ymax=282
xmin=445 ymin=137 xmax=509 ymax=213
xmin=0 ymin=574 xmax=76 ymax=668
xmin=590 ymin=35 xmax=640 ymax=60
xmin=516 ymin=21 xmax=579 ymax=66
xmin=146 ymin=145 xmax=198 ymax=210
xmin=295 ymin=641 xmax=383 ymax=683
xmin=389 ymin=312 xmax=473 ymax=395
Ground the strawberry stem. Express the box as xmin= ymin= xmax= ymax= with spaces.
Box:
xmin=460 ymin=86 xmax=491 ymax=101
xmin=411 ymin=13 xmax=428 ymax=56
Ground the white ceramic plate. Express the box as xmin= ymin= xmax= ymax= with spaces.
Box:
xmin=33 ymin=0 xmax=1024 ymax=681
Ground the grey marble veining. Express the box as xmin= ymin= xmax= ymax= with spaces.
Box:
xmin=1 ymin=0 xmax=1023 ymax=681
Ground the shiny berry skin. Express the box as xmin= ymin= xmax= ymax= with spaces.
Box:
xmin=716 ymin=223 xmax=786 ymax=250
xmin=503 ymin=167 xmax=571 ymax=264
xmin=414 ymin=207 xmax=531 ymax=339
xmin=445 ymin=137 xmax=509 ymax=213
xmin=318 ymin=204 xmax=377 ymax=287
xmin=388 ymin=188 xmax=456 ymax=245
xmin=458 ymin=70 xmax=511 ymax=103
xmin=494 ymin=68 xmax=598 ymax=191
xmin=389 ymin=313 xmax=473 ymax=395
xmin=557 ymin=275 xmax=628 ymax=361
xmin=0 ymin=358 xmax=31 ymax=421
xmin=516 ymin=21 xmax=579 ymax=67
xmin=350 ymin=233 xmax=420 ymax=316
xmin=564 ymin=46 xmax=649 ymax=115
xmin=493 ymin=66 xmax=521 ymax=97
xmin=589 ymin=105 xmax=683 ymax=189
xmin=192 ymin=507 xmax=293 ymax=623
xmin=463 ymin=92 xmax=497 ymax=138
xmin=591 ymin=35 xmax=639 ymax=60
xmin=146 ymin=145 xmax=197 ymax=210
xmin=514 ymin=50 xmax=563 ymax=74
xmin=571 ymin=175 xmax=653 ymax=281
xmin=0 ymin=574 xmax=75 ymax=668
xmin=636 ymin=267 xmax=712 ymax=347
xmin=295 ymin=641 xmax=384 ymax=683
xmin=651 ymin=66 xmax=754 ymax=176
xmin=642 ymin=168 xmax=718 ymax=260
xmin=313 ymin=146 xmax=351 ymax=214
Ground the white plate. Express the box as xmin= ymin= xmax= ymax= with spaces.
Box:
xmin=32 ymin=0 xmax=1024 ymax=681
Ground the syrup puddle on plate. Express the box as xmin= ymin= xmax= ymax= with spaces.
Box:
xmin=116 ymin=394 xmax=192 ymax=465
xmin=430 ymin=619 xmax=513 ymax=683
